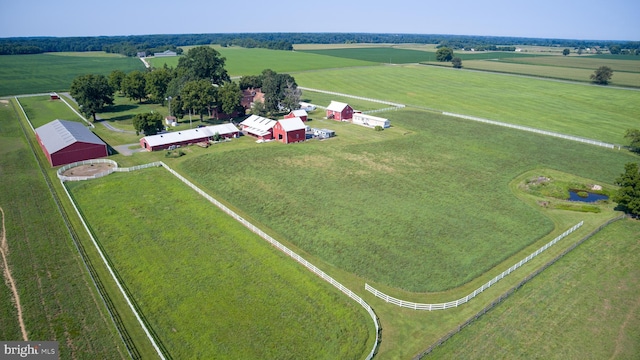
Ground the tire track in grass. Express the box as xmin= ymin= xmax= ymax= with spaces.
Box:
xmin=0 ymin=206 xmax=28 ymax=341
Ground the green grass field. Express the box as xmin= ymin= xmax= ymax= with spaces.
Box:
xmin=0 ymin=100 xmax=126 ymax=358
xmin=0 ymin=53 xmax=145 ymax=96
xmin=292 ymin=64 xmax=640 ymax=144
xmin=502 ymin=55 xmax=640 ymax=72
xmin=178 ymin=109 xmax=638 ymax=292
xmin=148 ymin=46 xmax=377 ymax=76
xmin=16 ymin=95 xmax=88 ymax=128
xmin=67 ymin=168 xmax=373 ymax=359
xmin=428 ymin=218 xmax=640 ymax=359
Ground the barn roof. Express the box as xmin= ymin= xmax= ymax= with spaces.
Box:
xmin=289 ymin=109 xmax=308 ymax=117
xmin=240 ymin=115 xmax=276 ymax=136
xmin=142 ymin=124 xmax=238 ymax=147
xmin=327 ymin=101 xmax=350 ymax=112
xmin=277 ymin=117 xmax=306 ymax=132
xmin=35 ymin=119 xmax=105 ymax=154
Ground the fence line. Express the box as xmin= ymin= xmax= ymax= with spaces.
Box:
xmin=59 ymin=160 xmax=380 ymax=359
xmin=414 ymin=214 xmax=625 ymax=359
xmin=56 ymin=159 xmax=163 ymax=182
xmin=442 ymin=112 xmax=619 ymax=149
xmin=299 ymin=86 xmax=406 ymax=108
xmin=56 ymin=93 xmax=95 ymax=128
xmin=156 ymin=162 xmax=380 ymax=360
xmin=59 ymin=180 xmax=167 ymax=360
xmin=13 ymin=97 xmax=35 ymax=133
xmin=366 ymin=221 xmax=583 ymax=310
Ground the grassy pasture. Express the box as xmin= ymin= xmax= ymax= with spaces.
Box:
xmin=16 ymin=95 xmax=88 ymax=128
xmin=67 ymin=168 xmax=373 ymax=359
xmin=292 ymin=64 xmax=640 ymax=144
xmin=148 ymin=46 xmax=377 ymax=76
xmin=501 ymin=55 xmax=640 ymax=73
xmin=0 ymin=100 xmax=126 ymax=358
xmin=428 ymin=218 xmax=640 ymax=359
xmin=0 ymin=53 xmax=144 ymax=96
xmin=179 ymin=109 xmax=637 ymax=292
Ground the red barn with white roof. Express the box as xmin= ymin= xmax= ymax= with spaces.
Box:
xmin=326 ymin=101 xmax=353 ymax=121
xmin=273 ymin=118 xmax=306 ymax=144
xmin=285 ymin=109 xmax=308 ymax=122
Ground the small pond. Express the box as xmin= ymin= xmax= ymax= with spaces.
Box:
xmin=568 ymin=190 xmax=609 ymax=203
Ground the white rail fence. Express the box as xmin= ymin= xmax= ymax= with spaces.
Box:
xmin=366 ymin=221 xmax=583 ymax=310
xmin=59 ymin=160 xmax=380 ymax=359
xmin=299 ymin=86 xmax=406 ymax=108
xmin=442 ymin=112 xmax=619 ymax=149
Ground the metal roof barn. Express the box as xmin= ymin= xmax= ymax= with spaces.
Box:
xmin=326 ymin=101 xmax=353 ymax=121
xmin=140 ymin=123 xmax=239 ymax=151
xmin=240 ymin=115 xmax=276 ymax=140
xmin=35 ymin=119 xmax=108 ymax=167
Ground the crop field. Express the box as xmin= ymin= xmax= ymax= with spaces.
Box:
xmin=444 ymin=60 xmax=640 ymax=87
xmin=501 ymin=55 xmax=640 ymax=73
xmin=0 ymin=100 xmax=126 ymax=358
xmin=0 ymin=53 xmax=144 ymax=97
xmin=148 ymin=46 xmax=377 ymax=76
xmin=428 ymin=218 xmax=640 ymax=359
xmin=178 ymin=109 xmax=637 ymax=292
xmin=66 ymin=168 xmax=373 ymax=359
xmin=292 ymin=64 xmax=640 ymax=144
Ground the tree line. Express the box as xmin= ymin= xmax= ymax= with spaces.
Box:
xmin=1 ymin=33 xmax=637 ymax=56
xmin=70 ymin=46 xmax=301 ymax=135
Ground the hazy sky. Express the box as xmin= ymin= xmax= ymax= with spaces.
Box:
xmin=1 ymin=0 xmax=638 ymax=40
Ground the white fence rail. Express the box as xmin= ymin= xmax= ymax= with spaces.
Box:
xmin=442 ymin=112 xmax=619 ymax=149
xmin=59 ymin=160 xmax=380 ymax=359
xmin=299 ymin=86 xmax=406 ymax=108
xmin=366 ymin=221 xmax=583 ymax=310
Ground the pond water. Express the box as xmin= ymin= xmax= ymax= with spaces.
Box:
xmin=568 ymin=190 xmax=609 ymax=203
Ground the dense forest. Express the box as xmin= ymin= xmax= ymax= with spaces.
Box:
xmin=0 ymin=33 xmax=638 ymax=56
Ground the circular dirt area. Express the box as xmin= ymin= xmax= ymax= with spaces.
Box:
xmin=62 ymin=162 xmax=115 ymax=177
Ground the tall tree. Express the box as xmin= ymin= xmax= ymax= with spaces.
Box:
xmin=132 ymin=112 xmax=163 ymax=136
xmin=612 ymin=162 xmax=640 ymax=217
xmin=436 ymin=47 xmax=454 ymax=62
xmin=108 ymin=69 xmax=126 ymax=95
xmin=145 ymin=66 xmax=174 ymax=104
xmin=624 ymin=129 xmax=640 ymax=153
xmin=562 ymin=48 xmax=570 ymax=56
xmin=180 ymin=79 xmax=217 ymax=122
xmin=218 ymin=81 xmax=243 ymax=116
xmin=451 ymin=57 xmax=462 ymax=68
xmin=281 ymin=80 xmax=301 ymax=111
xmin=590 ymin=66 xmax=613 ymax=85
xmin=122 ymin=70 xmax=147 ymax=102
xmin=69 ymin=74 xmax=114 ymax=122
xmin=177 ymin=46 xmax=230 ymax=85
xmin=261 ymin=69 xmax=297 ymax=113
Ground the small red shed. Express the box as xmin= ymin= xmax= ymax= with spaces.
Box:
xmin=273 ymin=118 xmax=306 ymax=144
xmin=35 ymin=119 xmax=108 ymax=166
xmin=326 ymin=101 xmax=353 ymax=121
xmin=285 ymin=109 xmax=308 ymax=122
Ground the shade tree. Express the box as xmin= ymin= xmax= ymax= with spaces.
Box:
xmin=69 ymin=74 xmax=114 ymax=122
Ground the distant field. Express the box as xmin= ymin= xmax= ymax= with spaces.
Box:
xmin=428 ymin=218 xmax=640 ymax=359
xmin=179 ymin=109 xmax=637 ymax=292
xmin=292 ymin=64 xmax=640 ymax=144
xmin=67 ymin=168 xmax=372 ymax=359
xmin=501 ymin=55 xmax=640 ymax=72
xmin=0 ymin=53 xmax=144 ymax=96
xmin=298 ymin=47 xmax=537 ymax=64
xmin=441 ymin=60 xmax=640 ymax=87
xmin=148 ymin=46 xmax=377 ymax=76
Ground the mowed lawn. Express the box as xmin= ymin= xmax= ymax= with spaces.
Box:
xmin=0 ymin=52 xmax=144 ymax=96
xmin=179 ymin=109 xmax=638 ymax=292
xmin=0 ymin=100 xmax=126 ymax=358
xmin=67 ymin=168 xmax=373 ymax=359
xmin=16 ymin=95 xmax=87 ymax=128
xmin=428 ymin=218 xmax=640 ymax=359
xmin=292 ymin=64 xmax=640 ymax=145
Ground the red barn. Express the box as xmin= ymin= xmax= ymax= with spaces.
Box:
xmin=285 ymin=109 xmax=308 ymax=122
xmin=35 ymin=119 xmax=108 ymax=166
xmin=140 ymin=123 xmax=239 ymax=151
xmin=273 ymin=118 xmax=306 ymax=144
xmin=240 ymin=115 xmax=276 ymax=140
xmin=326 ymin=101 xmax=353 ymax=121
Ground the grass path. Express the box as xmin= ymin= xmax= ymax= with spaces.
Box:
xmin=0 ymin=206 xmax=28 ymax=341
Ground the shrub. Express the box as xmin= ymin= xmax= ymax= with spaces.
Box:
xmin=374 ymin=125 xmax=383 ymax=131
